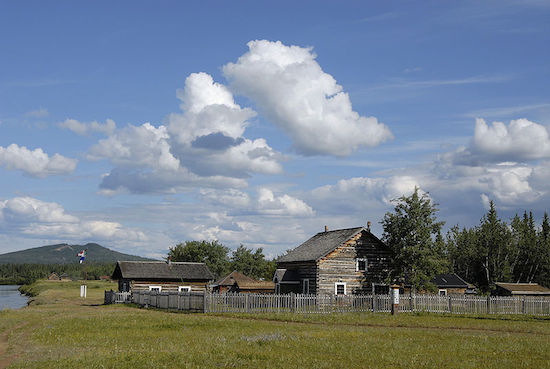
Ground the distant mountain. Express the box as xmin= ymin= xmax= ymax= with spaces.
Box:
xmin=0 ymin=243 xmax=154 ymax=264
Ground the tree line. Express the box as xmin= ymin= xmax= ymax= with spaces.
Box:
xmin=0 ymin=263 xmax=115 ymax=285
xmin=381 ymin=188 xmax=550 ymax=293
xmin=167 ymin=241 xmax=276 ymax=281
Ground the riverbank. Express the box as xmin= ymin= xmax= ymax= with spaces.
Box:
xmin=1 ymin=280 xmax=549 ymax=368
xmin=0 ymin=286 xmax=28 ymax=311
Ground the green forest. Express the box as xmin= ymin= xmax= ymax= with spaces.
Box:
xmin=381 ymin=188 xmax=550 ymax=293
xmin=0 ymin=263 xmax=115 ymax=285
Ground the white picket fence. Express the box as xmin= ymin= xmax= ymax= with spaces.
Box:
xmin=105 ymin=290 xmax=550 ymax=316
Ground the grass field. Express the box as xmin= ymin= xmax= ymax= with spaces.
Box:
xmin=1 ymin=280 xmax=549 ymax=368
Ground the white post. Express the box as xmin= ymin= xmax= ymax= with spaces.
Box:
xmin=391 ymin=284 xmax=400 ymax=315
xmin=80 ymin=285 xmax=87 ymax=298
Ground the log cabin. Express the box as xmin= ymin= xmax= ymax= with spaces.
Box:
xmin=111 ymin=260 xmax=214 ymax=293
xmin=275 ymin=226 xmax=393 ymax=295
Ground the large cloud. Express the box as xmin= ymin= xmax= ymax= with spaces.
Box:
xmin=0 ymin=144 xmax=77 ymax=177
xmin=90 ymin=72 xmax=283 ymax=194
xmin=223 ymin=40 xmax=393 ymax=156
xmin=0 ymin=196 xmax=147 ymax=242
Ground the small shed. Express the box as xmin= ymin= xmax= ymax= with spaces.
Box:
xmin=494 ymin=282 xmax=550 ymax=296
xmin=48 ymin=272 xmax=59 ymax=281
xmin=59 ymin=273 xmax=71 ymax=281
xmin=111 ymin=260 xmax=214 ymax=293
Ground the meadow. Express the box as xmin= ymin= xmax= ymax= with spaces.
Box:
xmin=1 ymin=280 xmax=549 ymax=368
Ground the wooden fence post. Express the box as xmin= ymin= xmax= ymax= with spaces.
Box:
xmin=487 ymin=295 xmax=491 ymax=314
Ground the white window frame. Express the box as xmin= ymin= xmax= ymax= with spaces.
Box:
xmin=149 ymin=285 xmax=162 ymax=292
xmin=178 ymin=286 xmax=191 ymax=293
xmin=438 ymin=289 xmax=447 ymax=296
xmin=301 ymin=279 xmax=310 ymax=294
xmin=335 ymin=282 xmax=347 ymax=295
xmin=356 ymin=257 xmax=367 ymax=272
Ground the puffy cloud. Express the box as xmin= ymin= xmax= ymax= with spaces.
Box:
xmin=256 ymin=188 xmax=314 ymax=216
xmin=89 ymin=123 xmax=179 ymax=171
xmin=449 ymin=118 xmax=550 ymax=166
xmin=90 ymin=72 xmax=282 ymax=194
xmin=59 ymin=118 xmax=116 ymax=136
xmin=223 ymin=40 xmax=393 ymax=156
xmin=168 ymin=72 xmax=255 ymax=144
xmin=200 ymin=188 xmax=314 ymax=217
xmin=0 ymin=144 xmax=77 ymax=177
xmin=310 ymin=175 xmax=421 ymax=214
xmin=0 ymin=196 xmax=147 ymax=242
xmin=473 ymin=118 xmax=550 ymax=161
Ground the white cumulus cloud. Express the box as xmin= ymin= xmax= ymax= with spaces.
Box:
xmin=472 ymin=118 xmax=550 ymax=161
xmin=0 ymin=144 xmax=77 ymax=177
xmin=0 ymin=196 xmax=147 ymax=242
xmin=223 ymin=40 xmax=393 ymax=156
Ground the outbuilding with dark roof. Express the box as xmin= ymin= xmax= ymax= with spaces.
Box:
xmin=275 ymin=226 xmax=393 ymax=295
xmin=111 ymin=260 xmax=214 ymax=293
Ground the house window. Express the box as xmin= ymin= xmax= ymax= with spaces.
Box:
xmin=149 ymin=285 xmax=162 ymax=292
xmin=301 ymin=279 xmax=309 ymax=294
xmin=335 ymin=282 xmax=347 ymax=295
xmin=178 ymin=286 xmax=191 ymax=293
xmin=356 ymin=258 xmax=367 ymax=272
xmin=439 ymin=289 xmax=447 ymax=296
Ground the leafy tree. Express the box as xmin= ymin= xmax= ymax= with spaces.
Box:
xmin=381 ymin=187 xmax=447 ymax=291
xmin=229 ymin=245 xmax=275 ymax=280
xmin=168 ymin=240 xmax=230 ymax=279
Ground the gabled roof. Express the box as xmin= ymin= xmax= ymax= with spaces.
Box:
xmin=277 ymin=227 xmax=367 ymax=263
xmin=214 ymin=271 xmax=256 ymax=287
xmin=111 ymin=261 xmax=214 ymax=281
xmin=495 ymin=282 xmax=550 ymax=295
xmin=431 ymin=274 xmax=469 ymax=288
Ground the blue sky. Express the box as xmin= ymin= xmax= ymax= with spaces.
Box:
xmin=1 ymin=1 xmax=550 ymax=259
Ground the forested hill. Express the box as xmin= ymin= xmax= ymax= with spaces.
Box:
xmin=0 ymin=243 xmax=153 ymax=264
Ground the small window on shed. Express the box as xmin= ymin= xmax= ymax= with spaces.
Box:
xmin=438 ymin=289 xmax=447 ymax=296
xmin=149 ymin=285 xmax=162 ymax=292
xmin=178 ymin=286 xmax=191 ymax=293
xmin=335 ymin=282 xmax=346 ymax=295
xmin=356 ymin=258 xmax=367 ymax=272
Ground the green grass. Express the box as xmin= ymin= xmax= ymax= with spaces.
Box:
xmin=1 ymin=280 xmax=550 ymax=368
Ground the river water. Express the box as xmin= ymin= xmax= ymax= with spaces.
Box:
xmin=0 ymin=285 xmax=29 ymax=310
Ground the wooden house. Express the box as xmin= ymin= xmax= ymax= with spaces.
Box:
xmin=430 ymin=273 xmax=476 ymax=296
xmin=493 ymin=282 xmax=550 ymax=296
xmin=48 ymin=272 xmax=59 ymax=281
xmin=275 ymin=226 xmax=393 ymax=295
xmin=213 ymin=271 xmax=275 ymax=294
xmin=111 ymin=260 xmax=214 ymax=293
